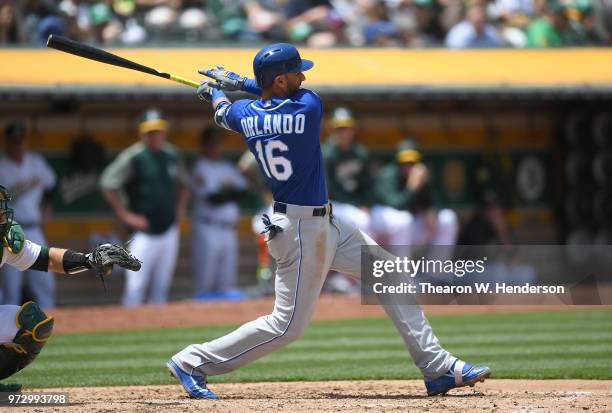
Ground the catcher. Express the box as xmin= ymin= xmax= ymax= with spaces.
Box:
xmin=0 ymin=185 xmax=140 ymax=392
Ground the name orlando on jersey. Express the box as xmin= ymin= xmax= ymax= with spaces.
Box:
xmin=218 ymin=107 xmax=306 ymax=138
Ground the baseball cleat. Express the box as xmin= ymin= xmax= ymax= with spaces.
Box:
xmin=424 ymin=360 xmax=491 ymax=396
xmin=166 ymin=359 xmax=218 ymax=400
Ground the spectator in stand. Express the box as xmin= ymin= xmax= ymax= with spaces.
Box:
xmin=138 ymin=0 xmax=181 ymax=31
xmin=2 ymin=0 xmax=611 ymax=46
xmin=0 ymin=0 xmax=24 ymax=43
xmin=438 ymin=0 xmax=466 ymax=33
xmin=525 ymin=1 xmax=568 ymax=47
xmin=565 ymin=0 xmax=602 ymax=45
xmin=445 ymin=4 xmax=504 ymax=48
xmin=488 ymin=0 xmax=536 ymax=47
xmin=177 ymin=0 xmax=208 ymax=38
xmin=208 ymin=0 xmax=260 ymax=41
xmin=283 ymin=0 xmax=340 ymax=46
xmin=413 ymin=0 xmax=446 ymax=43
xmin=361 ymin=0 xmax=395 ymax=45
xmin=242 ymin=0 xmax=285 ymax=41
xmin=89 ymin=1 xmax=122 ymax=44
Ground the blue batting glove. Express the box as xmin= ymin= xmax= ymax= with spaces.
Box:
xmin=199 ymin=66 xmax=245 ymax=92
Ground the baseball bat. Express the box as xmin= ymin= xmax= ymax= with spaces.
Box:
xmin=46 ymin=35 xmax=199 ymax=88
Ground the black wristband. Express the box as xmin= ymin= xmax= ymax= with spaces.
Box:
xmin=63 ymin=250 xmax=91 ymax=274
xmin=30 ymin=245 xmax=50 ymax=272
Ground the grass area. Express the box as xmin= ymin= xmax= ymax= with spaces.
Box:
xmin=12 ymin=309 xmax=612 ymax=388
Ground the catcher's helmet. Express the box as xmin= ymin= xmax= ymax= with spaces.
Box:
xmin=0 ymin=185 xmax=14 ymax=240
xmin=253 ymin=43 xmax=314 ymax=88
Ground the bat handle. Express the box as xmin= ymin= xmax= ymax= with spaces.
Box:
xmin=169 ymin=74 xmax=199 ymax=88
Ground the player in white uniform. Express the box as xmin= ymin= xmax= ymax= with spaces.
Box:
xmin=167 ymin=43 xmax=490 ymax=399
xmin=191 ymin=127 xmax=248 ymax=299
xmin=0 ymin=122 xmax=57 ymax=308
xmin=0 ymin=185 xmax=140 ymax=392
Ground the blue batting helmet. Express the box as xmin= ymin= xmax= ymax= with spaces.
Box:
xmin=253 ymin=43 xmax=314 ymax=88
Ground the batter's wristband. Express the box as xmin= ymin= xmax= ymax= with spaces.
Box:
xmin=211 ymin=88 xmax=227 ymax=103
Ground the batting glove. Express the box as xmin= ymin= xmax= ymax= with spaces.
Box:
xmin=196 ymin=80 xmax=215 ymax=102
xmin=199 ymin=66 xmax=245 ymax=92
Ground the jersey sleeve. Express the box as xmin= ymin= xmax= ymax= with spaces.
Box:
xmin=295 ymin=89 xmax=323 ymax=115
xmin=99 ymin=149 xmax=134 ymax=190
xmin=214 ymin=100 xmax=249 ymax=134
xmin=3 ymin=240 xmax=42 ymax=271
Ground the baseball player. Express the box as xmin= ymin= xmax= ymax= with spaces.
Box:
xmin=0 ymin=122 xmax=57 ymax=308
xmin=100 ymin=108 xmax=189 ymax=307
xmin=166 ymin=43 xmax=490 ymax=399
xmin=322 ymin=106 xmax=372 ymax=233
xmin=0 ymin=184 xmax=140 ymax=392
xmin=191 ymin=127 xmax=248 ymax=299
xmin=371 ymin=140 xmax=459 ymax=260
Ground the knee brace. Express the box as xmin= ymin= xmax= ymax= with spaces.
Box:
xmin=0 ymin=301 xmax=54 ymax=380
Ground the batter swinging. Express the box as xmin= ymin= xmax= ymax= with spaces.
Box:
xmin=167 ymin=43 xmax=490 ymax=399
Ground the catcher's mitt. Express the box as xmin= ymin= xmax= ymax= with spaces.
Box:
xmin=87 ymin=243 xmax=141 ymax=276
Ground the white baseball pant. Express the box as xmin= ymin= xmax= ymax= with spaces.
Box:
xmin=122 ymin=225 xmax=179 ymax=307
xmin=371 ymin=206 xmax=459 ymax=247
xmin=173 ymin=203 xmax=455 ymax=380
xmin=191 ymin=221 xmax=238 ymax=296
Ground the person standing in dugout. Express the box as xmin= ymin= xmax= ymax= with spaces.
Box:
xmin=0 ymin=185 xmax=140 ymax=392
xmin=0 ymin=122 xmax=57 ymax=309
xmin=166 ymin=43 xmax=490 ymax=399
xmin=191 ymin=127 xmax=248 ymax=300
xmin=321 ymin=106 xmax=372 ymax=234
xmin=100 ymin=108 xmax=189 ymax=307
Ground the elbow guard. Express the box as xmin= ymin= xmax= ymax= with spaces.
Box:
xmin=214 ymin=101 xmax=231 ymax=130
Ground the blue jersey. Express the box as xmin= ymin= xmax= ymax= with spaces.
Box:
xmin=215 ymin=88 xmax=328 ymax=206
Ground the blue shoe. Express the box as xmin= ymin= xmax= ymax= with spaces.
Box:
xmin=166 ymin=359 xmax=218 ymax=399
xmin=425 ymin=360 xmax=491 ymax=396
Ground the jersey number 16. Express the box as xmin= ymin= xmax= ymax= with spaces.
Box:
xmin=255 ymin=140 xmax=293 ymax=181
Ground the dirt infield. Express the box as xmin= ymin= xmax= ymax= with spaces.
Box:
xmin=41 ymin=297 xmax=610 ymax=412
xmin=28 ymin=380 xmax=611 ymax=412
